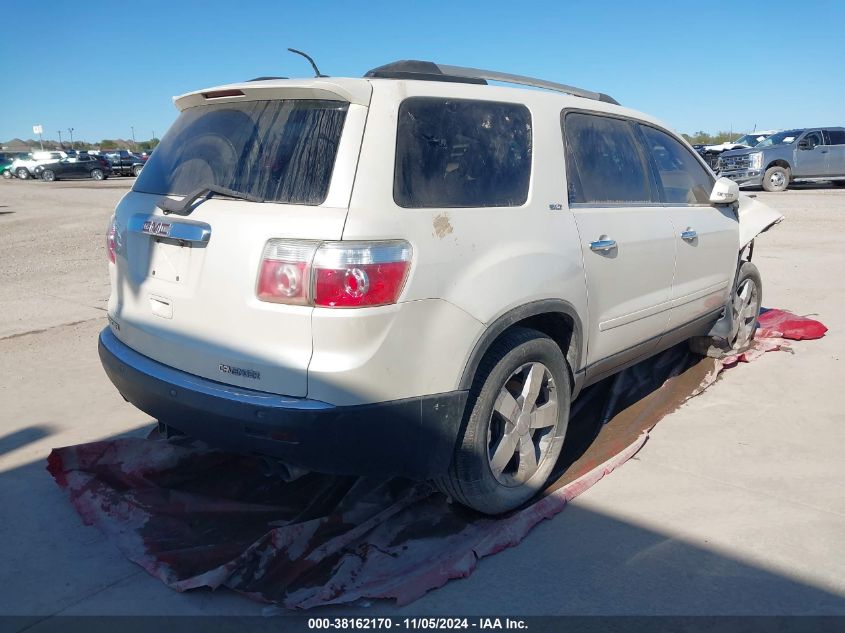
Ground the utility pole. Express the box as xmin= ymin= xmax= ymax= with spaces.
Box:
xmin=57 ymin=130 xmax=63 ymax=147
xmin=68 ymin=128 xmax=74 ymax=150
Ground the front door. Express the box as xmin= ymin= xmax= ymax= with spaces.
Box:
xmin=563 ymin=111 xmax=676 ymax=375
xmin=794 ymin=130 xmax=827 ymax=177
xmin=637 ymin=124 xmax=738 ymax=328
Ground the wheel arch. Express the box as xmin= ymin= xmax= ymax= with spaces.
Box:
xmin=766 ymin=159 xmax=791 ymax=171
xmin=458 ymin=299 xmax=584 ymax=394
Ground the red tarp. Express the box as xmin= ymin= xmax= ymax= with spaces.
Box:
xmin=47 ymin=309 xmax=826 ymax=609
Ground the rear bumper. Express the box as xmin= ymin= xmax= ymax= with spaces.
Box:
xmin=99 ymin=327 xmax=467 ymax=479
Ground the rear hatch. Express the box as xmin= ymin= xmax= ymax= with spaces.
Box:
xmin=108 ymin=81 xmax=371 ymax=397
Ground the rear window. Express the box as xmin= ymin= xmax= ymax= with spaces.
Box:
xmin=134 ymin=99 xmax=348 ymax=205
xmin=394 ymin=98 xmax=532 ymax=208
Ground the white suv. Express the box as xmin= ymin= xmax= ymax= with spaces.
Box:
xmin=100 ymin=61 xmax=783 ymax=514
xmin=11 ymin=150 xmax=68 ymax=179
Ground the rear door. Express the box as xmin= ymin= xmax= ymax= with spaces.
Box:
xmin=563 ymin=111 xmax=676 ymax=374
xmin=71 ymin=156 xmax=90 ymax=178
xmin=823 ymin=129 xmax=845 ymax=177
xmin=109 ymin=94 xmax=369 ymax=397
xmin=637 ymin=124 xmax=737 ymax=329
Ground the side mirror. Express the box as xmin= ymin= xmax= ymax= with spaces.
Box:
xmin=798 ymin=139 xmax=810 ymax=150
xmin=710 ymin=177 xmax=739 ymax=204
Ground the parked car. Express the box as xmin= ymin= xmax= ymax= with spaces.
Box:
xmin=34 ymin=154 xmax=112 ymax=181
xmin=101 ymin=150 xmax=145 ymax=176
xmin=698 ymin=131 xmax=777 ymax=170
xmin=718 ymin=127 xmax=845 ymax=192
xmin=10 ymin=151 xmax=68 ymax=179
xmin=99 ymin=61 xmax=783 ymax=514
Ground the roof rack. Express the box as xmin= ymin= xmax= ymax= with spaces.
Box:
xmin=365 ymin=60 xmax=619 ymax=105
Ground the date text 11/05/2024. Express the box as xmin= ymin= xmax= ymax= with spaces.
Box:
xmin=307 ymin=618 xmax=528 ymax=630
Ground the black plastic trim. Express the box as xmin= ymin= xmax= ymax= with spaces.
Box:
xmin=458 ymin=300 xmax=584 ymax=394
xmin=584 ymin=309 xmax=723 ymax=386
xmin=99 ymin=329 xmax=467 ymax=480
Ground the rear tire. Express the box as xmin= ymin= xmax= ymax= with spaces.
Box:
xmin=762 ymin=165 xmax=790 ymax=192
xmin=690 ymin=261 xmax=763 ymax=357
xmin=16 ymin=168 xmax=29 ymax=180
xmin=91 ymin=169 xmax=104 ymax=181
xmin=41 ymin=169 xmax=56 ymax=182
xmin=435 ymin=327 xmax=570 ymax=515
xmin=2 ymin=170 xmax=12 ymax=179
xmin=132 ymin=164 xmax=143 ymax=177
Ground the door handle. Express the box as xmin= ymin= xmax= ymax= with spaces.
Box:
xmin=681 ymin=229 xmax=698 ymax=241
xmin=589 ymin=238 xmax=617 ymax=252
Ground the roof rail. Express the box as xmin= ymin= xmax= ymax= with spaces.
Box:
xmin=365 ymin=60 xmax=619 ymax=105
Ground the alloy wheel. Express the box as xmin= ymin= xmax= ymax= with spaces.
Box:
xmin=487 ymin=362 xmax=559 ymax=486
xmin=731 ymin=278 xmax=759 ymax=349
xmin=769 ymin=171 xmax=786 ymax=189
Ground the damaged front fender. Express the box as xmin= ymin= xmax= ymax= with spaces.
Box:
xmin=737 ymin=194 xmax=784 ymax=248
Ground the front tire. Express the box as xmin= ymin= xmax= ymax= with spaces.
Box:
xmin=436 ymin=327 xmax=570 ymax=515
xmin=762 ymin=165 xmax=790 ymax=192
xmin=132 ymin=164 xmax=143 ymax=177
xmin=16 ymin=168 xmax=29 ymax=180
xmin=41 ymin=169 xmax=56 ymax=182
xmin=91 ymin=169 xmax=104 ymax=181
xmin=690 ymin=261 xmax=763 ymax=357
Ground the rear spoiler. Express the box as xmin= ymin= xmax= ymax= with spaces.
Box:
xmin=173 ymin=79 xmax=372 ymax=110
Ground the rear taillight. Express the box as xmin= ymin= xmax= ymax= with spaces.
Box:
xmin=106 ymin=216 xmax=117 ymax=263
xmin=256 ymin=240 xmax=412 ymax=308
xmin=256 ymin=240 xmax=319 ymax=305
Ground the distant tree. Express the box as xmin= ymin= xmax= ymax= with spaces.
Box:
xmin=136 ymin=138 xmax=160 ymax=151
xmin=683 ymin=130 xmax=743 ymax=145
xmin=100 ymin=139 xmax=118 ymax=149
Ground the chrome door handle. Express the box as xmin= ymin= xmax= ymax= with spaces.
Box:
xmin=589 ymin=238 xmax=617 ymax=252
xmin=681 ymin=229 xmax=698 ymax=241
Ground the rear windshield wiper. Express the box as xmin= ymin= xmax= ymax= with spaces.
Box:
xmin=158 ymin=185 xmax=264 ymax=215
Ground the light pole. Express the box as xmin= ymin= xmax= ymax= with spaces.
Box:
xmin=57 ymin=130 xmax=63 ymax=148
xmin=131 ymin=126 xmax=136 ymax=148
xmin=68 ymin=128 xmax=74 ymax=150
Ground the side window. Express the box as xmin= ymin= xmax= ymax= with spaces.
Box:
xmin=638 ymin=125 xmax=714 ymax=205
xmin=563 ymin=112 xmax=655 ymax=204
xmin=394 ymin=98 xmax=532 ymax=208
xmin=825 ymin=130 xmax=845 ymax=145
xmin=804 ymin=131 xmax=823 ymax=149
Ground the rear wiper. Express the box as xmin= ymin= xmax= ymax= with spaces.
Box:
xmin=158 ymin=185 xmax=264 ymax=215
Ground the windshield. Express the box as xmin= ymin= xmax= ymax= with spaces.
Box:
xmin=733 ymin=134 xmax=768 ymax=147
xmin=756 ymin=130 xmax=801 ymax=147
xmin=134 ymin=99 xmax=348 ymax=205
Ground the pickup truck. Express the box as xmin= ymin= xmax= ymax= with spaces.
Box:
xmin=698 ymin=131 xmax=777 ymax=170
xmin=718 ymin=127 xmax=845 ymax=192
xmin=101 ymin=150 xmax=145 ymax=177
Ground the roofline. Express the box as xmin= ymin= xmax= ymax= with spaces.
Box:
xmin=365 ymin=60 xmax=619 ymax=105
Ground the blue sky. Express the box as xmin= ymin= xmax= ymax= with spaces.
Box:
xmin=2 ymin=0 xmax=843 ymax=143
